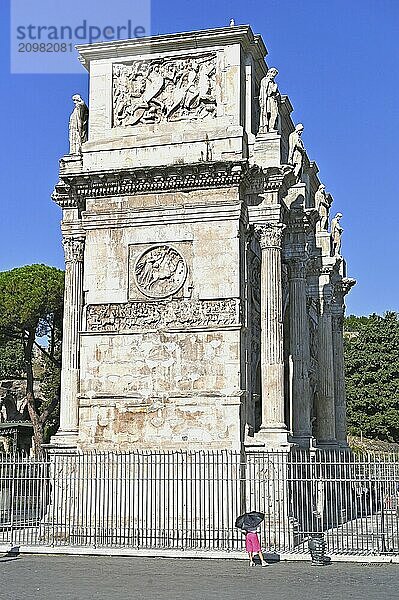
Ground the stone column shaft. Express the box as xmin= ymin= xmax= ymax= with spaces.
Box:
xmin=331 ymin=278 xmax=356 ymax=446
xmin=288 ymin=260 xmax=312 ymax=445
xmin=332 ymin=311 xmax=347 ymax=445
xmin=255 ymin=223 xmax=288 ymax=445
xmin=315 ymin=305 xmax=336 ymax=445
xmin=57 ymin=236 xmax=85 ymax=441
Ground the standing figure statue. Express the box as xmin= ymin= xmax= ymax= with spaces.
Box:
xmin=259 ymin=67 xmax=280 ymax=133
xmin=69 ymin=94 xmax=89 ymax=155
xmin=288 ymin=123 xmax=305 ymax=181
xmin=331 ymin=213 xmax=343 ymax=256
xmin=315 ymin=184 xmax=332 ymax=230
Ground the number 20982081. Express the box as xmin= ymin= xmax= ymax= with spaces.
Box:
xmin=18 ymin=43 xmax=73 ymax=52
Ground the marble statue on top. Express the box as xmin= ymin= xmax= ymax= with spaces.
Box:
xmin=315 ymin=184 xmax=332 ymax=231
xmin=258 ymin=67 xmax=280 ymax=133
xmin=288 ymin=123 xmax=305 ymax=181
xmin=68 ymin=94 xmax=89 ymax=155
xmin=113 ymin=55 xmax=217 ymax=127
xmin=331 ymin=213 xmax=343 ymax=256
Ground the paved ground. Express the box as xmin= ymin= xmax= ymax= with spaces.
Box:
xmin=1 ymin=553 xmax=398 ymax=600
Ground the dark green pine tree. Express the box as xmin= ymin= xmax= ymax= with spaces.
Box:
xmin=0 ymin=264 xmax=64 ymax=452
xmin=344 ymin=312 xmax=399 ymax=442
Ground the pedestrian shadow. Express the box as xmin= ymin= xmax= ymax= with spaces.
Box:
xmin=263 ymin=551 xmax=332 ymax=566
xmin=0 ymin=546 xmax=21 ymax=562
xmin=250 ymin=552 xmax=280 ymax=566
xmin=263 ymin=552 xmax=281 ymax=563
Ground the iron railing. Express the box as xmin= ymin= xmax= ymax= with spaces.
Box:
xmin=0 ymin=449 xmax=398 ymax=556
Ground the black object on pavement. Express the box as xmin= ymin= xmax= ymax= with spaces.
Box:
xmin=235 ymin=511 xmax=265 ymax=531
xmin=308 ymin=534 xmax=328 ymax=565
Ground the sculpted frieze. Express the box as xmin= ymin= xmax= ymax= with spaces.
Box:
xmin=249 ymin=253 xmax=261 ymax=310
xmin=86 ymin=298 xmax=240 ymax=333
xmin=134 ymin=245 xmax=187 ymax=299
xmin=113 ymin=54 xmax=217 ymax=127
xmin=247 ymin=251 xmax=261 ymax=373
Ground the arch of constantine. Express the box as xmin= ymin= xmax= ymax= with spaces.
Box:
xmin=51 ymin=25 xmax=355 ymax=453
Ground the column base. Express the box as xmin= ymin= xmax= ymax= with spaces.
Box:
xmin=247 ymin=425 xmax=290 ymax=450
xmin=315 ymin=439 xmax=339 ymax=450
xmin=47 ymin=430 xmax=78 ymax=450
xmin=289 ymin=434 xmax=314 ymax=449
xmin=337 ymin=440 xmax=351 ymax=451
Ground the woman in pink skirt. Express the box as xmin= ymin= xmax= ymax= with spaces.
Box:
xmin=245 ymin=528 xmax=267 ymax=567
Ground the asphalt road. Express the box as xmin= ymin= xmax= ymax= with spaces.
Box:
xmin=1 ymin=553 xmax=398 ymax=600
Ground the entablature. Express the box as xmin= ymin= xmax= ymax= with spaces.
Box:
xmin=52 ymin=160 xmax=247 ymax=209
xmin=77 ymin=25 xmax=267 ymax=72
xmin=53 ymin=160 xmax=296 ymax=212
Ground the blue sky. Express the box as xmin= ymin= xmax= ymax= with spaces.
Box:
xmin=1 ymin=0 xmax=398 ymax=316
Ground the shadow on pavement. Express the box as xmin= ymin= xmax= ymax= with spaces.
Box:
xmin=0 ymin=546 xmax=22 ymax=562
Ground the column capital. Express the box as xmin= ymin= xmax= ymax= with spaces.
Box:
xmin=63 ymin=236 xmax=85 ymax=263
xmin=341 ymin=277 xmax=357 ymax=296
xmin=331 ymin=313 xmax=344 ymax=331
xmin=319 ymin=289 xmax=333 ymax=316
xmin=286 ymin=257 xmax=306 ymax=279
xmin=254 ymin=223 xmax=284 ymax=250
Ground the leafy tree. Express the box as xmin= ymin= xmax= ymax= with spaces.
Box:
xmin=0 ymin=337 xmax=25 ymax=379
xmin=0 ymin=265 xmax=64 ymax=452
xmin=38 ymin=351 xmax=61 ymax=442
xmin=344 ymin=312 xmax=399 ymax=442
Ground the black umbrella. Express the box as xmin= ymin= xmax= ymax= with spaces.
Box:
xmin=235 ymin=511 xmax=264 ymax=531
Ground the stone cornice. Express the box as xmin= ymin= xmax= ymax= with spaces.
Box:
xmin=245 ymin=165 xmax=296 ymax=199
xmin=285 ymin=207 xmax=319 ymax=234
xmin=341 ymin=277 xmax=357 ymax=296
xmin=52 ymin=161 xmax=298 ymax=210
xmin=319 ymin=264 xmax=335 ymax=276
xmin=52 ymin=161 xmax=247 ymax=209
xmin=77 ymin=25 xmax=267 ymax=71
xmin=280 ymin=95 xmax=293 ymax=115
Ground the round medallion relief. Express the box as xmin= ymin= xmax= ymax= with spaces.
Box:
xmin=134 ymin=245 xmax=187 ymax=299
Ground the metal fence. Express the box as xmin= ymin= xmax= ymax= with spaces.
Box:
xmin=0 ymin=449 xmax=399 ymax=556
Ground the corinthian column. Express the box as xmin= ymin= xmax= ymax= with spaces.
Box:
xmin=315 ymin=295 xmax=336 ymax=446
xmin=254 ymin=223 xmax=288 ymax=446
xmin=331 ymin=278 xmax=356 ymax=446
xmin=331 ymin=309 xmax=346 ymax=445
xmin=287 ymin=259 xmax=312 ymax=446
xmin=53 ymin=235 xmax=85 ymax=446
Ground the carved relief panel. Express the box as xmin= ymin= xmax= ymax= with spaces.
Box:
xmin=307 ymin=297 xmax=319 ymax=426
xmin=86 ymin=298 xmax=240 ymax=333
xmin=249 ymin=252 xmax=261 ymax=379
xmin=128 ymin=241 xmax=193 ymax=301
xmin=247 ymin=249 xmax=261 ymax=431
xmin=113 ymin=54 xmax=217 ymax=127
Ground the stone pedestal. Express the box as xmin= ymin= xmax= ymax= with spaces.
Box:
xmin=315 ymin=231 xmax=331 ymax=256
xmin=253 ymin=131 xmax=282 ymax=168
xmin=245 ymin=446 xmax=294 ymax=550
